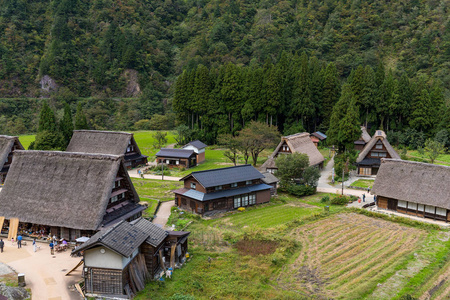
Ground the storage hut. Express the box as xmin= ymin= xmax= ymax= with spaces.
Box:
xmin=173 ymin=165 xmax=272 ymax=215
xmin=0 ymin=151 xmax=145 ymax=241
xmin=356 ymin=130 xmax=400 ymax=176
xmin=0 ymin=135 xmax=24 ymax=184
xmin=260 ymin=132 xmax=324 ymax=174
xmin=310 ymin=132 xmax=327 ymax=147
xmin=72 ymin=218 xmax=190 ymax=298
xmin=261 ymin=171 xmax=279 ymax=196
xmin=182 ymin=140 xmax=207 ymax=163
xmin=155 ymin=148 xmax=197 ymax=168
xmin=67 ymin=130 xmax=148 ymax=169
xmin=372 ymin=159 xmax=450 ymax=222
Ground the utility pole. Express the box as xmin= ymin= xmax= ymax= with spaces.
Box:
xmin=342 ymin=157 xmax=349 ymax=195
xmin=161 ymin=161 xmax=164 ymax=181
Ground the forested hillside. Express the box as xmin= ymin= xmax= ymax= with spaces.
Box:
xmin=0 ymin=0 xmax=449 ymax=145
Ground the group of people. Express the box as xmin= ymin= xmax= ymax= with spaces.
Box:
xmin=0 ymin=235 xmax=67 ymax=254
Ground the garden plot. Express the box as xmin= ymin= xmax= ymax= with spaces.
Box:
xmin=277 ymin=213 xmax=426 ymax=299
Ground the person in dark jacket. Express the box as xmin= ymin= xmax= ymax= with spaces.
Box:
xmin=0 ymin=239 xmax=4 ymax=253
xmin=17 ymin=235 xmax=22 ymax=248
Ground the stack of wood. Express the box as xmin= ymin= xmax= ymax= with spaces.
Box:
xmin=127 ymin=254 xmax=150 ymax=296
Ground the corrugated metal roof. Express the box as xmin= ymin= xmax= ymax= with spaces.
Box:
xmin=156 ymin=148 xmax=195 ymax=159
xmin=184 ymin=165 xmax=264 ymax=188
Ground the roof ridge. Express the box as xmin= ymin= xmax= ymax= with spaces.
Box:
xmin=73 ymin=130 xmax=133 ymax=136
xmin=14 ymin=150 xmax=123 ymax=161
xmin=0 ymin=135 xmax=19 ymax=139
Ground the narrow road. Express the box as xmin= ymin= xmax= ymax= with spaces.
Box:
xmin=153 ymin=200 xmax=175 ymax=229
xmin=128 ymin=168 xmax=181 ymax=181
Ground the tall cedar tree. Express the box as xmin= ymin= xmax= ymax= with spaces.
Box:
xmin=338 ymin=98 xmax=361 ymax=151
xmin=74 ymin=102 xmax=89 ymax=130
xmin=321 ymin=62 xmax=340 ymax=127
xmin=31 ymin=102 xmax=62 ymax=150
xmin=327 ymin=84 xmax=353 ymax=150
xmin=60 ymin=102 xmax=74 ymax=148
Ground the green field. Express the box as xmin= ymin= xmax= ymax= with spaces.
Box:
xmin=18 ymin=135 xmax=35 ymax=149
xmin=131 ymin=178 xmax=182 ymax=202
xmin=349 ymin=179 xmax=375 ymax=189
xmin=406 ymin=150 xmax=450 ymax=166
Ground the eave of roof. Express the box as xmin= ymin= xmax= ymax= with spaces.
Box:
xmin=177 ymin=183 xmax=272 ymax=202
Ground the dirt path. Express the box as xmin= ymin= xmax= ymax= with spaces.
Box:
xmin=153 ymin=200 xmax=175 ymax=229
xmin=128 ymin=168 xmax=181 ymax=181
xmin=0 ymin=240 xmax=82 ymax=299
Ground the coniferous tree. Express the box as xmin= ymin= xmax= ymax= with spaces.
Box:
xmin=30 ymin=102 xmax=62 ymax=150
xmin=292 ymin=52 xmax=313 ymax=128
xmin=38 ymin=101 xmax=58 ymax=133
xmin=327 ymin=84 xmax=353 ymax=150
xmin=60 ymin=102 xmax=74 ymax=148
xmin=74 ymin=102 xmax=89 ymax=130
xmin=338 ymin=98 xmax=361 ymax=151
xmin=321 ymin=62 xmax=340 ymax=128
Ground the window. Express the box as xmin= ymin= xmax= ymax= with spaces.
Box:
xmin=436 ymin=207 xmax=447 ymax=216
xmin=407 ymin=202 xmax=417 ymax=210
xmin=111 ymin=195 xmax=118 ymax=203
xmin=282 ymin=145 xmax=290 ymax=151
xmin=359 ymin=167 xmax=371 ymax=176
xmin=242 ymin=194 xmax=249 ymax=206
xmin=249 ymin=194 xmax=256 ymax=205
xmin=215 ymin=185 xmax=222 ymax=191
xmin=181 ymin=198 xmax=187 ymax=205
xmin=398 ymin=200 xmax=407 ymax=208
xmin=176 ymin=160 xmax=179 ymax=165
xmin=378 ymin=152 xmax=387 ymax=157
xmin=246 ymin=180 xmax=252 ymax=185
xmin=371 ymin=152 xmax=379 ymax=157
xmin=418 ymin=204 xmax=424 ymax=212
xmin=376 ymin=142 xmax=383 ymax=149
xmin=190 ymin=182 xmax=196 ymax=189
xmin=234 ymin=196 xmax=241 ymax=208
xmin=231 ymin=183 xmax=238 ymax=188
xmin=114 ymin=181 xmax=121 ymax=188
xmin=267 ymin=168 xmax=276 ymax=174
xmin=166 ymin=160 xmax=170 ymax=164
xmin=425 ymin=205 xmax=435 ymax=213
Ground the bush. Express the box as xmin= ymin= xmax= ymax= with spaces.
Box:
xmin=331 ymin=195 xmax=351 ymax=205
xmin=320 ymin=195 xmax=330 ymax=203
xmin=286 ymin=184 xmax=316 ymax=197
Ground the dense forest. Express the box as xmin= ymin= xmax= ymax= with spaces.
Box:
xmin=0 ymin=0 xmax=449 ymax=147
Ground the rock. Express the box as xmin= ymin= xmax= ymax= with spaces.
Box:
xmin=0 ymin=283 xmax=30 ymax=300
xmin=40 ymin=75 xmax=58 ymax=93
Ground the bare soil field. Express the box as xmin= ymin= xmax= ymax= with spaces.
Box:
xmin=277 ymin=213 xmax=426 ymax=299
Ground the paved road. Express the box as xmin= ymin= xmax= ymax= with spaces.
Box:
xmin=153 ymin=200 xmax=175 ymax=229
xmin=0 ymin=240 xmax=82 ymax=300
xmin=128 ymin=168 xmax=181 ymax=181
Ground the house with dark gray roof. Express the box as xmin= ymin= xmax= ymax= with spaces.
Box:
xmin=156 ymin=148 xmax=197 ymax=168
xmin=182 ymin=140 xmax=207 ymax=163
xmin=261 ymin=171 xmax=280 ymax=196
xmin=173 ymin=165 xmax=272 ymax=215
xmin=67 ymin=130 xmax=148 ymax=169
xmin=372 ymin=159 xmax=450 ymax=222
xmin=0 ymin=135 xmax=24 ymax=184
xmin=356 ymin=130 xmax=400 ymax=176
xmin=0 ymin=150 xmax=145 ymax=241
xmin=72 ymin=218 xmax=190 ymax=298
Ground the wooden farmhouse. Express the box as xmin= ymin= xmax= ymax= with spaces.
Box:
xmin=0 ymin=135 xmax=24 ymax=185
xmin=155 ymin=148 xmax=197 ymax=168
xmin=372 ymin=159 xmax=450 ymax=222
xmin=182 ymin=140 xmax=207 ymax=163
xmin=0 ymin=151 xmax=145 ymax=241
xmin=67 ymin=130 xmax=148 ymax=169
xmin=310 ymin=131 xmax=327 ymax=147
xmin=260 ymin=132 xmax=325 ymax=174
xmin=72 ymin=218 xmax=190 ymax=298
xmin=173 ymin=165 xmax=272 ymax=215
xmin=356 ymin=130 xmax=400 ymax=176
xmin=354 ymin=126 xmax=372 ymax=151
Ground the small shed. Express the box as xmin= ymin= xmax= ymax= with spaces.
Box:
xmin=182 ymin=140 xmax=207 ymax=163
xmin=261 ymin=171 xmax=279 ymax=196
xmin=156 ymin=148 xmax=197 ymax=168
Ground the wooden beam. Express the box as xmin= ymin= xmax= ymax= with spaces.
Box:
xmin=170 ymin=244 xmax=176 ymax=269
xmin=65 ymin=260 xmax=83 ymax=276
xmin=159 ymin=249 xmax=166 ymax=271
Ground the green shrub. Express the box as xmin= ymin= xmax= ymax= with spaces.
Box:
xmin=286 ymin=184 xmax=315 ymax=197
xmin=320 ymin=195 xmax=330 ymax=203
xmin=331 ymin=195 xmax=351 ymax=205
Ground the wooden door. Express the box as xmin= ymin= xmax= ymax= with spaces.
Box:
xmin=388 ymin=199 xmax=397 ymax=210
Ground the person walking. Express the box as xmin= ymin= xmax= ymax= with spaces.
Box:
xmin=0 ymin=239 xmax=4 ymax=253
xmin=32 ymin=238 xmax=37 ymax=252
xmin=49 ymin=241 xmax=54 ymax=255
xmin=17 ymin=234 xmax=22 ymax=248
xmin=363 ymin=194 xmax=366 ymax=202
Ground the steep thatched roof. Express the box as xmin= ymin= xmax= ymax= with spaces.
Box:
xmin=260 ymin=132 xmax=324 ymax=170
xmin=0 ymin=151 xmax=139 ymax=230
xmin=67 ymin=130 xmax=134 ymax=156
xmin=372 ymin=159 xmax=450 ymax=209
xmin=0 ymin=135 xmax=23 ymax=170
xmin=356 ymin=130 xmax=400 ymax=163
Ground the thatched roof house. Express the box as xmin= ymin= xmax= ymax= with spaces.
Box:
xmin=354 ymin=126 xmax=372 ymax=151
xmin=260 ymin=132 xmax=325 ymax=173
xmin=0 ymin=135 xmax=24 ymax=184
xmin=373 ymin=159 xmax=450 ymax=222
xmin=0 ymin=151 xmax=145 ymax=240
xmin=67 ymin=130 xmax=148 ymax=168
xmin=356 ymin=130 xmax=400 ymax=176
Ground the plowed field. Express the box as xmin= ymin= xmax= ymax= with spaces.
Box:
xmin=277 ymin=213 xmax=426 ymax=299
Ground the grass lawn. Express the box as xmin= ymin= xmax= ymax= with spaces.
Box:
xmin=349 ymin=179 xmax=375 ymax=189
xmin=132 ymin=131 xmax=177 ymax=158
xmin=18 ymin=135 xmax=35 ymax=149
xmin=140 ymin=197 xmax=159 ymax=218
xmin=406 ymin=150 xmax=450 ymax=166
xmin=131 ymin=178 xmax=182 ymax=202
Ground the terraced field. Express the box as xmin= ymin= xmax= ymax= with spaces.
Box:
xmin=277 ymin=213 xmax=426 ymax=299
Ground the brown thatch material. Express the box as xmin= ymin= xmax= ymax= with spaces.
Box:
xmin=0 ymin=150 xmax=139 ymax=230
xmin=372 ymin=159 xmax=450 ymax=209
xmin=0 ymin=135 xmax=24 ymax=170
xmin=356 ymin=130 xmax=400 ymax=163
xmin=67 ymin=130 xmax=136 ymax=156
xmin=260 ymin=132 xmax=324 ymax=170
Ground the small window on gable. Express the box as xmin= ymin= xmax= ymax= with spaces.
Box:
xmin=215 ymin=185 xmax=222 ymax=191
xmin=246 ymin=180 xmax=252 ymax=185
xmin=190 ymin=182 xmax=196 ymax=189
xmin=231 ymin=183 xmax=237 ymax=188
xmin=375 ymin=141 xmax=383 ymax=149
